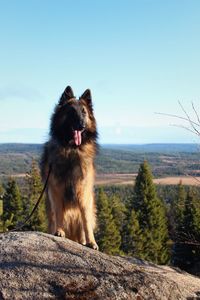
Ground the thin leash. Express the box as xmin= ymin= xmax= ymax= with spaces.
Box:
xmin=0 ymin=164 xmax=52 ymax=234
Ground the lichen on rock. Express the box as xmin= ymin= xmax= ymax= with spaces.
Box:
xmin=0 ymin=232 xmax=200 ymax=299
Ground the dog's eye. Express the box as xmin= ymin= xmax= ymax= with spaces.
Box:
xmin=82 ymin=108 xmax=86 ymax=114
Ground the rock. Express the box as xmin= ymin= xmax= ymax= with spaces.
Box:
xmin=0 ymin=232 xmax=200 ymax=299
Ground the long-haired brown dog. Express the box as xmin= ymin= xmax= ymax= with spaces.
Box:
xmin=40 ymin=86 xmax=98 ymax=250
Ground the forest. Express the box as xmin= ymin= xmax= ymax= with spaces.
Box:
xmin=1 ymin=150 xmax=200 ymax=277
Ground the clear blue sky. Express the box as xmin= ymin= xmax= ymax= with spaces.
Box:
xmin=1 ymin=0 xmax=200 ymax=144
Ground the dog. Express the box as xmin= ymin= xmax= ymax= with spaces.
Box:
xmin=40 ymin=86 xmax=98 ymax=250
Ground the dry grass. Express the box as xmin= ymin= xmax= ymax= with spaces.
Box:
xmin=2 ymin=173 xmax=200 ymax=187
xmin=95 ymin=174 xmax=200 ymax=186
xmin=0 ymin=173 xmax=28 ymax=178
xmin=153 ymin=176 xmax=200 ymax=186
xmin=95 ymin=173 xmax=137 ymax=186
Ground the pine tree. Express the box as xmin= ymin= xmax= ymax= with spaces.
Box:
xmin=126 ymin=209 xmax=143 ymax=256
xmin=110 ymin=194 xmax=127 ymax=234
xmin=110 ymin=194 xmax=127 ymax=254
xmin=0 ymin=201 xmax=3 ymax=232
xmin=0 ymin=183 xmax=4 ymax=199
xmin=25 ymin=160 xmax=47 ymax=232
xmin=3 ymin=179 xmax=22 ymax=229
xmin=130 ymin=161 xmax=170 ymax=264
xmin=171 ymin=181 xmax=186 ymax=235
xmin=0 ymin=183 xmax=4 ymax=231
xmin=173 ymin=188 xmax=200 ymax=271
xmin=96 ymin=188 xmax=121 ymax=255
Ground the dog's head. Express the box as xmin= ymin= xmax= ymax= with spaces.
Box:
xmin=50 ymin=86 xmax=97 ymax=146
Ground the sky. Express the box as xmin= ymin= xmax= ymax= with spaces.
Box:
xmin=1 ymin=0 xmax=200 ymax=144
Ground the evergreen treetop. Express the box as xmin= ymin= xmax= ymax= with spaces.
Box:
xmin=25 ymin=160 xmax=47 ymax=232
xmin=130 ymin=160 xmax=170 ymax=264
xmin=171 ymin=181 xmax=186 ymax=232
xmin=3 ymin=178 xmax=22 ymax=228
xmin=172 ymin=187 xmax=200 ymax=271
xmin=96 ymin=188 xmax=121 ymax=255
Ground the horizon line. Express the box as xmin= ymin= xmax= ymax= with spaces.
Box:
xmin=0 ymin=142 xmax=198 ymax=146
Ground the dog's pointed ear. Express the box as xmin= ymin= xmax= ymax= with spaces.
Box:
xmin=80 ymin=89 xmax=92 ymax=108
xmin=59 ymin=86 xmax=74 ymax=105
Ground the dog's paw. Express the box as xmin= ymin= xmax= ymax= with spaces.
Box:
xmin=86 ymin=242 xmax=99 ymax=251
xmin=55 ymin=229 xmax=65 ymax=238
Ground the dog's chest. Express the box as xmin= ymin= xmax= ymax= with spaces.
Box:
xmin=52 ymin=149 xmax=88 ymax=181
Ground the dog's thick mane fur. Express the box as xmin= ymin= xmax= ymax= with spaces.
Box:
xmin=41 ymin=139 xmax=97 ymax=202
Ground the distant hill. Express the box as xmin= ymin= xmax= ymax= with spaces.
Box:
xmin=0 ymin=143 xmax=43 ymax=154
xmin=0 ymin=143 xmax=198 ymax=154
xmin=0 ymin=143 xmax=199 ymax=178
xmin=103 ymin=143 xmax=200 ymax=153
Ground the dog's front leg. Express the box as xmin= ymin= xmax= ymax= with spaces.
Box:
xmin=80 ymin=201 xmax=98 ymax=250
xmin=49 ymin=187 xmax=65 ymax=237
xmin=54 ymin=199 xmax=65 ymax=237
xmin=46 ymin=191 xmax=56 ymax=234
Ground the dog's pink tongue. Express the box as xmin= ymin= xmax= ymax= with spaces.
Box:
xmin=74 ymin=130 xmax=82 ymax=146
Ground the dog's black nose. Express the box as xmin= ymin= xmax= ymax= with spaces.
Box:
xmin=78 ymin=120 xmax=85 ymax=131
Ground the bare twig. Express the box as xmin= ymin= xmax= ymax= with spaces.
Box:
xmin=156 ymin=102 xmax=200 ymax=183
xmin=178 ymin=101 xmax=200 ymax=136
xmin=155 ymin=112 xmax=200 ymax=128
xmin=170 ymin=124 xmax=200 ymax=136
xmin=192 ymin=101 xmax=200 ymax=125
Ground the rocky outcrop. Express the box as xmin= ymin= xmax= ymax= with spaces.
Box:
xmin=0 ymin=232 xmax=200 ymax=299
